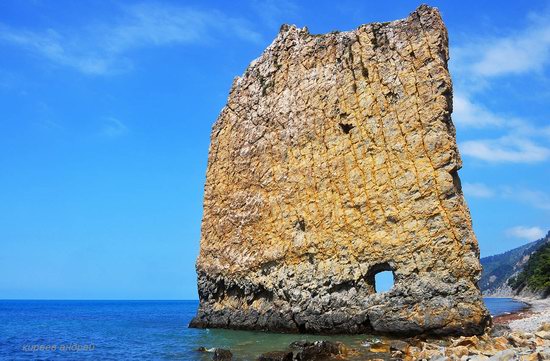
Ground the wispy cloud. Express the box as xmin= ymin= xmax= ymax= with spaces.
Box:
xmin=472 ymin=22 xmax=550 ymax=78
xmin=463 ymin=182 xmax=550 ymax=211
xmin=460 ymin=137 xmax=550 ymax=163
xmin=454 ymin=91 xmax=550 ymax=163
xmin=453 ymin=8 xmax=550 ymax=79
xmin=463 ymin=182 xmax=495 ymax=198
xmin=0 ymin=26 xmax=112 ymax=74
xmin=501 ymin=187 xmax=550 ymax=211
xmin=506 ymin=226 xmax=545 ymax=241
xmin=101 ymin=117 xmax=128 ymax=138
xmin=0 ymin=3 xmax=262 ymax=75
xmin=249 ymin=0 xmax=299 ymax=28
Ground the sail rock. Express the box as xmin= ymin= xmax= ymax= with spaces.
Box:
xmin=191 ymin=5 xmax=490 ymax=335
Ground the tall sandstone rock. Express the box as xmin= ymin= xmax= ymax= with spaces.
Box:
xmin=191 ymin=5 xmax=490 ymax=335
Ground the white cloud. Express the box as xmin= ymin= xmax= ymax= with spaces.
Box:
xmin=463 ymin=182 xmax=495 ymax=198
xmin=453 ymin=93 xmax=504 ymax=128
xmin=506 ymin=226 xmax=545 ymax=241
xmin=453 ymin=10 xmax=550 ymax=78
xmin=472 ymin=26 xmax=550 ymax=78
xmin=460 ymin=137 xmax=550 ymax=163
xmin=101 ymin=117 xmax=128 ymax=138
xmin=0 ymin=3 xmax=262 ymax=75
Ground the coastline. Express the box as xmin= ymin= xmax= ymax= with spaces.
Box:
xmin=504 ymin=297 xmax=550 ymax=333
xmin=191 ymin=298 xmax=550 ymax=360
xmin=374 ymin=297 xmax=550 ymax=359
xmin=492 ymin=298 xmax=533 ymax=325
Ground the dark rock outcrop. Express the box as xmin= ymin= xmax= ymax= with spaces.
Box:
xmin=212 ymin=348 xmax=232 ymax=361
xmin=292 ymin=341 xmax=344 ymax=361
xmin=256 ymin=350 xmax=293 ymax=361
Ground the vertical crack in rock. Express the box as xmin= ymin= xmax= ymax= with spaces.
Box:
xmin=190 ymin=4 xmax=491 ymax=336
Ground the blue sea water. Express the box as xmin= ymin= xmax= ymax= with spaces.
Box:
xmin=484 ymin=297 xmax=528 ymax=316
xmin=0 ymin=298 xmax=527 ymax=360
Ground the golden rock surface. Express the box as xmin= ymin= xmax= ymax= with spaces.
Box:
xmin=191 ymin=5 xmax=490 ymax=335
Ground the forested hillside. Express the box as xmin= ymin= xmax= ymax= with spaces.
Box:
xmin=480 ymin=232 xmax=549 ymax=296
xmin=508 ymin=231 xmax=550 ymax=297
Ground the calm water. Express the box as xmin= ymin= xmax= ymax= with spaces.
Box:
xmin=0 ymin=298 xmax=526 ymax=360
xmin=484 ymin=297 xmax=528 ymax=316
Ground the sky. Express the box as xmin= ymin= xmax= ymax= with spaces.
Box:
xmin=0 ymin=0 xmax=548 ymax=300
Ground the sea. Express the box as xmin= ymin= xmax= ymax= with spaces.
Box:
xmin=0 ymin=298 xmax=527 ymax=360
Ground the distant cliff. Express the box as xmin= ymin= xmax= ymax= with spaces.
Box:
xmin=480 ymin=231 xmax=550 ymax=297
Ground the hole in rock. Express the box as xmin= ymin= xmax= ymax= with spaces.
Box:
xmin=295 ymin=219 xmax=306 ymax=232
xmin=339 ymin=123 xmax=354 ymax=134
xmin=368 ymin=262 xmax=395 ymax=293
xmin=374 ymin=271 xmax=395 ymax=293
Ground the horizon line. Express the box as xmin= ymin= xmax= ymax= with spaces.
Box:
xmin=0 ymin=298 xmax=200 ymax=301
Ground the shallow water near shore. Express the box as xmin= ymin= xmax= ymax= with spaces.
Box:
xmin=484 ymin=297 xmax=529 ymax=316
xmin=0 ymin=298 xmax=527 ymax=360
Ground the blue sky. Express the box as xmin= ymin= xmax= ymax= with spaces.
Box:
xmin=0 ymin=0 xmax=548 ymax=300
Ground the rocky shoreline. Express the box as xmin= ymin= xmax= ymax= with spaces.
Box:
xmin=507 ymin=297 xmax=550 ymax=334
xmin=492 ymin=298 xmax=533 ymax=326
xmin=196 ymin=297 xmax=550 ymax=360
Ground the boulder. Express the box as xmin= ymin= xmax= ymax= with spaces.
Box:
xmin=389 ymin=339 xmax=410 ymax=353
xmin=490 ymin=324 xmax=511 ymax=337
xmin=535 ymin=330 xmax=550 ymax=340
xmin=256 ymin=351 xmax=293 ymax=361
xmin=488 ymin=349 xmax=516 ymax=361
xmin=212 ymin=348 xmax=232 ymax=361
xmin=294 ymin=341 xmax=343 ymax=361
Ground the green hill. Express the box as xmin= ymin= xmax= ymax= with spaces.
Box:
xmin=508 ymin=231 xmax=550 ymax=297
xmin=479 ymin=231 xmax=549 ymax=296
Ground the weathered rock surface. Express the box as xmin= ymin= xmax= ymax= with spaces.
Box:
xmin=190 ymin=5 xmax=490 ymax=335
xmin=256 ymin=350 xmax=293 ymax=361
xmin=212 ymin=348 xmax=233 ymax=361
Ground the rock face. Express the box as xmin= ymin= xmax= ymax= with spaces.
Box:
xmin=190 ymin=5 xmax=490 ymax=335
